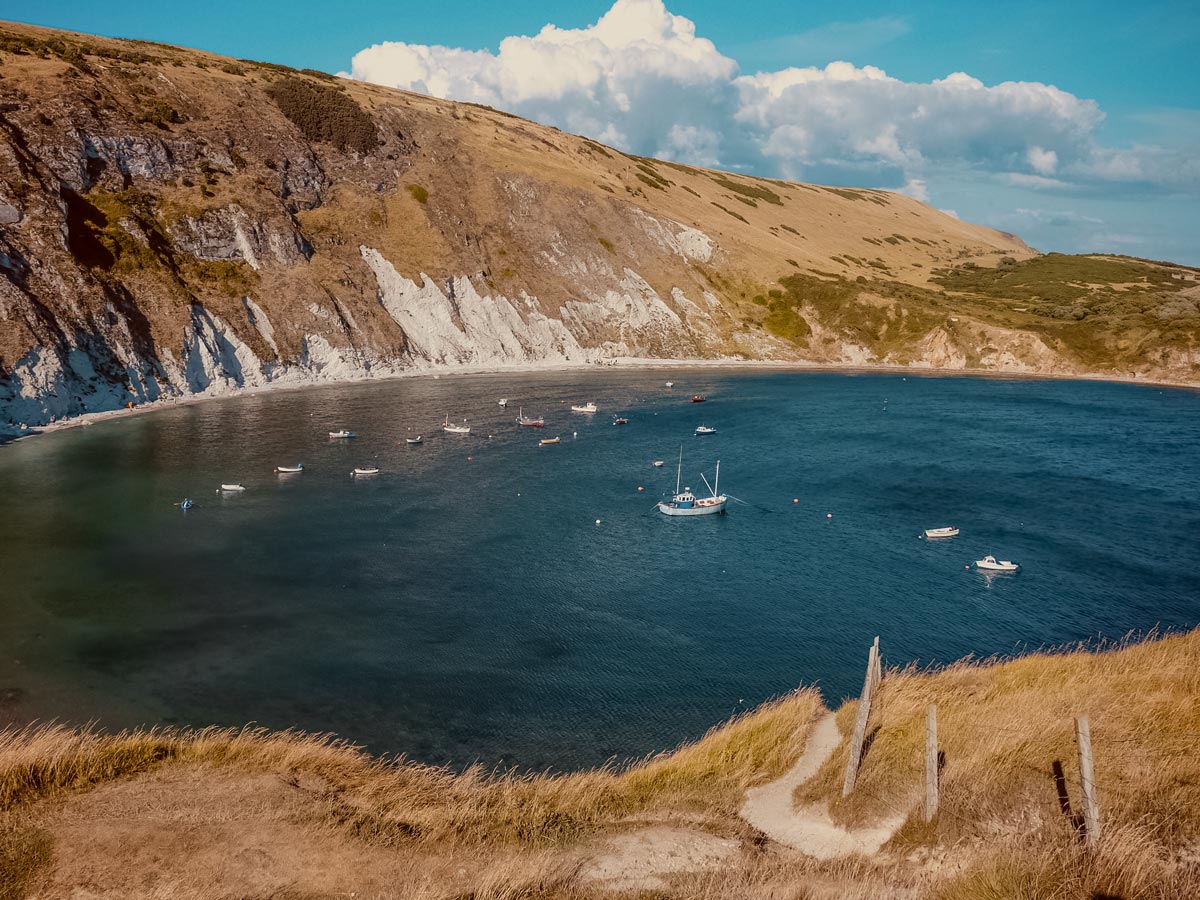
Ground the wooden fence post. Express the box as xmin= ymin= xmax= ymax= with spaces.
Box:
xmin=925 ymin=704 xmax=938 ymax=822
xmin=842 ymin=637 xmax=880 ymax=797
xmin=1076 ymin=715 xmax=1101 ymax=848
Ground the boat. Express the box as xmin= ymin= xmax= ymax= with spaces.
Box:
xmin=179 ymin=498 xmax=194 ymax=510
xmin=217 ymin=483 xmax=246 ymax=492
xmin=498 ymin=399 xmax=509 ymax=407
xmin=274 ymin=464 xmax=304 ymax=474
xmin=329 ymin=430 xmax=357 ymax=439
xmin=539 ymin=436 xmax=561 ymax=446
xmin=975 ymin=555 xmax=1019 ymax=572
xmin=657 ymin=448 xmax=727 ymax=517
xmin=924 ymin=526 xmax=959 ymax=539
xmin=442 ymin=414 xmax=471 ymax=434
xmin=405 ymin=435 xmax=423 ymax=445
xmin=665 ymin=381 xmax=675 ymax=387
xmin=570 ymin=402 xmax=598 ymax=413
xmin=612 ymin=415 xmax=628 ymax=425
xmin=652 ymin=460 xmax=665 ymax=467
xmin=352 ymin=466 xmax=381 ymax=476
xmin=691 ymin=395 xmax=706 ymax=403
xmin=515 ymin=407 xmax=544 ymax=427
xmin=695 ymin=425 xmax=717 ymax=435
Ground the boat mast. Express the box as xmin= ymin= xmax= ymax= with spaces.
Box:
xmin=715 ymin=460 xmax=720 ymax=497
xmin=675 ymin=445 xmax=683 ymax=495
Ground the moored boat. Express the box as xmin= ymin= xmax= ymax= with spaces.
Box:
xmin=179 ymin=498 xmax=194 ymax=510
xmin=924 ymin=526 xmax=959 ymax=539
xmin=612 ymin=415 xmax=629 ymax=425
xmin=442 ymin=414 xmax=471 ymax=434
xmin=352 ymin=466 xmax=381 ymax=476
xmin=665 ymin=381 xmax=674 ymax=387
xmin=570 ymin=402 xmax=598 ymax=413
xmin=217 ymin=483 xmax=246 ymax=492
xmin=498 ymin=398 xmax=509 ymax=407
xmin=691 ymin=395 xmax=706 ymax=403
xmin=695 ymin=425 xmax=717 ymax=435
xmin=539 ymin=436 xmax=561 ymax=445
xmin=652 ymin=460 xmax=665 ymax=467
xmin=515 ymin=407 xmax=544 ymax=427
xmin=274 ymin=464 xmax=304 ymax=474
xmin=329 ymin=430 xmax=357 ymax=438
xmin=657 ymin=448 xmax=727 ymax=517
xmin=405 ymin=435 xmax=424 ymax=445
xmin=975 ymin=555 xmax=1019 ymax=572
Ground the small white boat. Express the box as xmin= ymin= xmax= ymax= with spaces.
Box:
xmin=657 ymin=447 xmax=727 ymax=517
xmin=217 ymin=483 xmax=246 ymax=492
xmin=274 ymin=464 xmax=304 ymax=474
xmin=571 ymin=402 xmax=598 ymax=413
xmin=975 ymin=555 xmax=1019 ymax=572
xmin=652 ymin=460 xmax=665 ymax=467
xmin=405 ymin=435 xmax=423 ymax=445
xmin=498 ymin=399 xmax=509 ymax=407
xmin=695 ymin=425 xmax=717 ymax=435
xmin=442 ymin=414 xmax=471 ymax=434
xmin=329 ymin=430 xmax=356 ymax=439
xmin=540 ymin=436 xmax=561 ymax=446
xmin=352 ymin=466 xmax=381 ymax=476
xmin=515 ymin=407 xmax=544 ymax=427
xmin=924 ymin=526 xmax=959 ymax=539
xmin=665 ymin=381 xmax=675 ymax=387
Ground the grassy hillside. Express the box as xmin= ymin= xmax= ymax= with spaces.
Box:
xmin=1 ymin=631 xmax=1196 ymax=898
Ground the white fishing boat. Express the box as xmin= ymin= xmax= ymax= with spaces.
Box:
xmin=665 ymin=381 xmax=674 ymax=387
xmin=515 ymin=407 xmax=544 ymax=427
xmin=498 ymin=398 xmax=509 ymax=407
xmin=570 ymin=402 xmax=598 ymax=413
xmin=694 ymin=425 xmax=717 ymax=435
xmin=657 ymin=448 xmax=727 ymax=517
xmin=274 ymin=464 xmax=304 ymax=474
xmin=924 ymin=526 xmax=959 ymax=539
xmin=442 ymin=414 xmax=471 ymax=434
xmin=217 ymin=483 xmax=246 ymax=492
xmin=975 ymin=555 xmax=1019 ymax=572
xmin=652 ymin=460 xmax=665 ymax=467
xmin=329 ymin=430 xmax=356 ymax=439
xmin=352 ymin=466 xmax=381 ymax=476
xmin=405 ymin=435 xmax=423 ymax=445
xmin=539 ymin=436 xmax=561 ymax=446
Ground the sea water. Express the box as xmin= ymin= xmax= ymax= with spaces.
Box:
xmin=1 ymin=369 xmax=1197 ymax=770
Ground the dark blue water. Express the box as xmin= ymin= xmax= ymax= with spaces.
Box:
xmin=1 ymin=370 xmax=1198 ymax=769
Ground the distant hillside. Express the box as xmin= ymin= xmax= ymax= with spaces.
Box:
xmin=0 ymin=21 xmax=1197 ymax=431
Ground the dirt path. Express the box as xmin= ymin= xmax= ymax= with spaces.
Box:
xmin=740 ymin=712 xmax=908 ymax=858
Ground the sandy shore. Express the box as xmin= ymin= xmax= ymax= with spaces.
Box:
xmin=4 ymin=356 xmax=1197 ymax=445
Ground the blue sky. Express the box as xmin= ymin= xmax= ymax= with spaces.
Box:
xmin=7 ymin=1 xmax=1199 ymax=263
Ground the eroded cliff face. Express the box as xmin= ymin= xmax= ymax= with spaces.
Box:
xmin=1 ymin=23 xmax=1191 ymax=433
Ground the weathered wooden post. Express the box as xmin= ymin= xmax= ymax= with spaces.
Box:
xmin=842 ymin=637 xmax=880 ymax=797
xmin=1076 ymin=715 xmax=1101 ymax=847
xmin=925 ymin=704 xmax=938 ymax=822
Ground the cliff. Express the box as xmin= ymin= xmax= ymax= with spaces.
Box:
xmin=1 ymin=21 xmax=1197 ymax=432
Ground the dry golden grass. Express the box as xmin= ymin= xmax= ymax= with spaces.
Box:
xmin=3 ymin=633 xmax=1200 ymax=898
xmin=795 ymin=629 xmax=1200 ymax=865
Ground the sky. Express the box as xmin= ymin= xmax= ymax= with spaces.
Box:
xmin=7 ymin=0 xmax=1200 ymax=263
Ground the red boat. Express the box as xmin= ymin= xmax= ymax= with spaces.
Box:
xmin=691 ymin=395 xmax=706 ymax=403
xmin=612 ymin=416 xmax=629 ymax=425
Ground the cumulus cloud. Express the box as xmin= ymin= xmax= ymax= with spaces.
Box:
xmin=345 ymin=0 xmax=1198 ymax=200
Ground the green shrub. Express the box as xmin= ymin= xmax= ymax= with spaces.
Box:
xmin=708 ymin=173 xmax=782 ymax=206
xmin=265 ymin=76 xmax=377 ymax=154
xmin=406 ymin=184 xmax=428 ymax=204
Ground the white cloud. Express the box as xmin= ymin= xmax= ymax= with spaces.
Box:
xmin=345 ymin=0 xmax=1198 ymax=201
xmin=895 ymin=178 xmax=930 ymax=202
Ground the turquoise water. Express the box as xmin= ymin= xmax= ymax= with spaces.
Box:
xmin=1 ymin=369 xmax=1198 ymax=770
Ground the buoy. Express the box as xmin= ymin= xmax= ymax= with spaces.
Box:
xmin=793 ymin=498 xmax=799 ymax=504
xmin=638 ymin=486 xmax=644 ymax=492
xmin=595 ymin=519 xmax=601 ymax=525
xmin=467 ymin=456 xmax=473 ymax=460
xmin=826 ymin=513 xmax=833 ymax=519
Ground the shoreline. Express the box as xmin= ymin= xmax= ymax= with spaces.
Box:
xmin=5 ymin=357 xmax=1198 ymax=445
